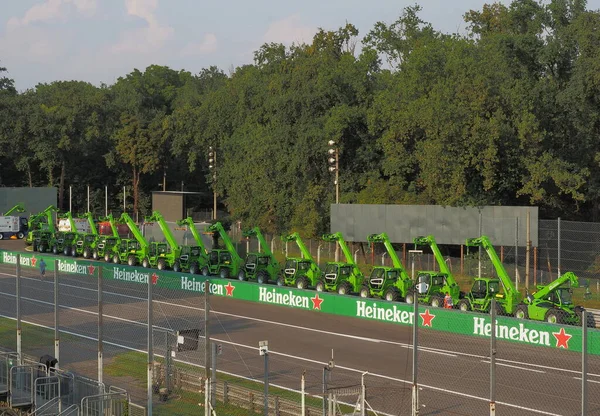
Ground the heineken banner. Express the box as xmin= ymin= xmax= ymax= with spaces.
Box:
xmin=1 ymin=249 xmax=596 ymax=354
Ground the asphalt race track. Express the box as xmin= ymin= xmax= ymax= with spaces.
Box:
xmin=0 ymin=240 xmax=598 ymax=415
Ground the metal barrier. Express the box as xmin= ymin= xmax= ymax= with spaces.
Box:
xmin=57 ymin=404 xmax=79 ymax=415
xmin=80 ymin=391 xmax=129 ymax=416
xmin=34 ymin=375 xmax=60 ymax=411
xmin=128 ymin=402 xmax=147 ymax=416
xmin=0 ymin=352 xmax=18 ymax=395
xmin=31 ymin=396 xmax=60 ymax=416
xmin=9 ymin=364 xmax=47 ymax=408
xmin=72 ymin=375 xmax=105 ymax=407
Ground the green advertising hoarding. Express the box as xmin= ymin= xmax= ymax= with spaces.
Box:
xmin=0 ymin=249 xmax=595 ymax=354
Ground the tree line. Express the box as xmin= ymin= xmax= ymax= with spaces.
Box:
xmin=1 ymin=0 xmax=599 ymax=236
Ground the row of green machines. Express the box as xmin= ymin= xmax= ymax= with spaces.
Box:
xmin=23 ymin=206 xmax=584 ymax=325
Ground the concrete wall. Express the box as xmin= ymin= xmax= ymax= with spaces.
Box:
xmin=331 ymin=204 xmax=539 ymax=246
xmin=0 ymin=187 xmax=57 ymax=217
xmin=152 ymin=192 xmax=184 ymax=222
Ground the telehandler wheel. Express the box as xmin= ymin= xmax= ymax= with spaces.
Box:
xmin=315 ymin=280 xmax=325 ymax=292
xmin=173 ymin=261 xmax=181 ymax=273
xmin=514 ymin=304 xmax=529 ymax=320
xmin=276 ymin=276 xmax=285 ymax=287
xmin=430 ymin=296 xmax=443 ymax=308
xmin=157 ymin=258 xmax=166 ymax=270
xmin=71 ymin=247 xmax=77 ymax=257
xmin=337 ymin=282 xmax=351 ymax=295
xmin=257 ymin=271 xmax=269 ymax=284
xmin=359 ymin=285 xmax=370 ymax=298
xmin=189 ymin=262 xmax=199 ymax=275
xmin=545 ymin=309 xmax=563 ymax=324
xmin=32 ymin=242 xmax=38 ymax=252
xmin=113 ymin=254 xmax=120 ymax=264
xmin=130 ymin=255 xmax=138 ymax=267
xmin=142 ymin=258 xmax=150 ymax=268
xmin=92 ymin=250 xmax=99 ymax=260
xmin=83 ymin=248 xmax=91 ymax=259
xmin=201 ymin=267 xmax=209 ymax=277
xmin=39 ymin=244 xmax=46 ymax=253
xmin=52 ymin=246 xmax=58 ymax=255
xmin=385 ymin=287 xmax=399 ymax=302
xmin=296 ymin=277 xmax=308 ymax=290
xmin=405 ymin=292 xmax=415 ymax=304
xmin=458 ymin=299 xmax=471 ymax=312
xmin=220 ymin=268 xmax=230 ymax=279
xmin=238 ymin=270 xmax=246 ymax=281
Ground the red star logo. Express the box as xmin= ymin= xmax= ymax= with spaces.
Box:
xmin=553 ymin=328 xmax=572 ymax=349
xmin=88 ymin=264 xmax=96 ymax=275
xmin=225 ymin=282 xmax=235 ymax=296
xmin=311 ymin=294 xmax=324 ymax=310
xmin=30 ymin=256 xmax=37 ymax=267
xmin=151 ymin=273 xmax=159 ymax=285
xmin=420 ymin=309 xmax=436 ymax=327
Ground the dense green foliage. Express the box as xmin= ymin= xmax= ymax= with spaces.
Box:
xmin=1 ymin=1 xmax=599 ymax=234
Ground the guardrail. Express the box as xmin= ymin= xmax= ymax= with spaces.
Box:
xmin=2 ymin=249 xmax=599 ymax=355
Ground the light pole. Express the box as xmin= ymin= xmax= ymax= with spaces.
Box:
xmin=208 ymin=146 xmax=217 ymax=220
xmin=327 ymin=140 xmax=339 ymax=204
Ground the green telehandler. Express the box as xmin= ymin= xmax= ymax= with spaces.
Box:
xmin=118 ymin=213 xmax=150 ymax=266
xmin=238 ymin=227 xmax=280 ymax=284
xmin=515 ymin=271 xmax=584 ymax=325
xmin=144 ymin=211 xmax=183 ymax=270
xmin=54 ymin=212 xmax=81 ymax=256
xmin=28 ymin=205 xmax=58 ymax=247
xmin=278 ymin=232 xmax=322 ymax=289
xmin=409 ymin=235 xmax=461 ymax=307
xmin=74 ymin=212 xmax=100 ymax=258
xmin=359 ymin=233 xmax=412 ymax=302
xmin=317 ymin=232 xmax=364 ymax=295
xmin=460 ymin=236 xmax=522 ymax=315
xmin=175 ymin=217 xmax=210 ymax=274
xmin=202 ymin=222 xmax=243 ymax=278
xmin=93 ymin=214 xmax=123 ymax=262
xmin=3 ymin=203 xmax=25 ymax=216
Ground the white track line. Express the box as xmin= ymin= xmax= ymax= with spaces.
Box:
xmin=480 ymin=360 xmax=546 ymax=373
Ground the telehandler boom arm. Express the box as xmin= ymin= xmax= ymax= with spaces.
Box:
xmin=4 ymin=204 xmax=25 ymax=215
xmin=322 ymin=232 xmax=361 ymax=276
xmin=205 ymin=222 xmax=243 ymax=264
xmin=413 ymin=235 xmax=452 ymax=276
xmin=281 ymin=232 xmax=315 ymax=261
xmin=531 ymin=271 xmax=579 ymax=301
xmin=465 ymin=236 xmax=518 ymax=297
xmin=243 ymin=227 xmax=273 ymax=257
xmin=79 ymin=212 xmax=98 ymax=235
xmin=367 ymin=233 xmax=404 ymax=269
xmin=119 ymin=213 xmax=148 ymax=250
xmin=145 ymin=211 xmax=180 ymax=252
xmin=176 ymin=217 xmax=207 ymax=252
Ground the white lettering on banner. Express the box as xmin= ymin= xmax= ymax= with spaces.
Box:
xmin=356 ymin=301 xmax=414 ymax=324
xmin=472 ymin=317 xmax=550 ymax=346
xmin=258 ymin=287 xmax=310 ymax=309
xmin=57 ymin=260 xmax=88 ymax=275
xmin=113 ymin=267 xmax=149 ymax=284
xmin=180 ymin=276 xmax=224 ymax=295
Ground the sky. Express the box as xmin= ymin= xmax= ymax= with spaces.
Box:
xmin=1 ymin=0 xmax=600 ymax=91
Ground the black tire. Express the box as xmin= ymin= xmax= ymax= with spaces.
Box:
xmin=495 ymin=301 xmax=505 ymax=317
xmin=17 ymin=232 xmax=24 ymax=239
xmin=0 ymin=233 xmax=4 ymax=240
xmin=405 ymin=292 xmax=415 ymax=305
xmin=32 ymin=242 xmax=38 ymax=252
xmin=202 ymin=266 xmax=209 ymax=276
xmin=277 ymin=276 xmax=285 ymax=287
xmin=315 ymin=280 xmax=325 ymax=292
xmin=52 ymin=246 xmax=58 ymax=255
xmin=142 ymin=258 xmax=150 ymax=268
xmin=430 ymin=296 xmax=444 ymax=308
xmin=83 ymin=248 xmax=91 ymax=259
xmin=39 ymin=244 xmax=46 ymax=253
xmin=385 ymin=287 xmax=399 ymax=302
xmin=257 ymin=271 xmax=269 ymax=284
xmin=129 ymin=255 xmax=138 ymax=267
xmin=189 ymin=262 xmax=199 ymax=275
xmin=545 ymin=309 xmax=563 ymax=324
xmin=173 ymin=261 xmax=181 ymax=273
xmin=93 ymin=250 xmax=100 ymax=260
xmin=296 ymin=277 xmax=308 ymax=290
xmin=359 ymin=285 xmax=370 ymax=298
xmin=157 ymin=258 xmax=166 ymax=270
xmin=514 ymin=304 xmax=529 ymax=320
xmin=220 ymin=268 xmax=230 ymax=279
xmin=337 ymin=282 xmax=351 ymax=295
xmin=113 ymin=254 xmax=120 ymax=264
xmin=71 ymin=247 xmax=77 ymax=257
xmin=458 ymin=299 xmax=471 ymax=312
xmin=575 ymin=307 xmax=595 ymax=328
xmin=63 ymin=246 xmax=71 ymax=256
xmin=238 ymin=270 xmax=246 ymax=281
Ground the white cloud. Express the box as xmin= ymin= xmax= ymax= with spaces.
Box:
xmin=110 ymin=0 xmax=174 ymax=54
xmin=263 ymin=14 xmax=316 ymax=45
xmin=181 ymin=33 xmax=218 ymax=56
xmin=6 ymin=0 xmax=97 ymax=31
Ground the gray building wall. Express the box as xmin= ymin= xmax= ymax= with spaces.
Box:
xmin=331 ymin=204 xmax=538 ymax=247
xmin=152 ymin=192 xmax=185 ymax=222
xmin=0 ymin=187 xmax=57 ymax=217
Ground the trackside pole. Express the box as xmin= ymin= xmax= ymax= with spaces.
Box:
xmin=582 ymin=310 xmax=588 ymax=415
xmin=54 ymin=260 xmax=60 ymax=368
xmin=412 ymin=286 xmax=418 ymax=416
xmin=490 ymin=298 xmax=496 ymax=416
xmin=301 ymin=371 xmax=306 ymax=416
xmin=205 ymin=279 xmax=211 ymax=416
xmin=98 ymin=266 xmax=103 ymax=384
xmin=16 ymin=254 xmax=22 ymax=364
xmin=147 ymin=271 xmax=153 ymax=414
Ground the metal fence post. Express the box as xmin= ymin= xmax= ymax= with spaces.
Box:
xmin=264 ymin=350 xmax=269 ymax=416
xmin=478 ymin=211 xmax=482 ymax=278
xmin=147 ymin=270 xmax=153 ymax=414
xmin=515 ymin=217 xmax=519 ymax=291
xmin=412 ymin=282 xmax=419 ymax=416
xmin=54 ymin=259 xmax=59 ymax=368
xmin=211 ymin=342 xmax=216 ymax=408
xmin=301 ymin=371 xmax=306 ymax=416
xmin=557 ymin=217 xmax=561 ymax=277
xmin=16 ymin=254 xmax=21 ymax=364
xmin=98 ymin=265 xmax=103 ymax=384
xmin=490 ymin=298 xmax=496 ymax=416
xmin=204 ymin=279 xmax=211 ymax=411
xmin=582 ymin=310 xmax=588 ymax=415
